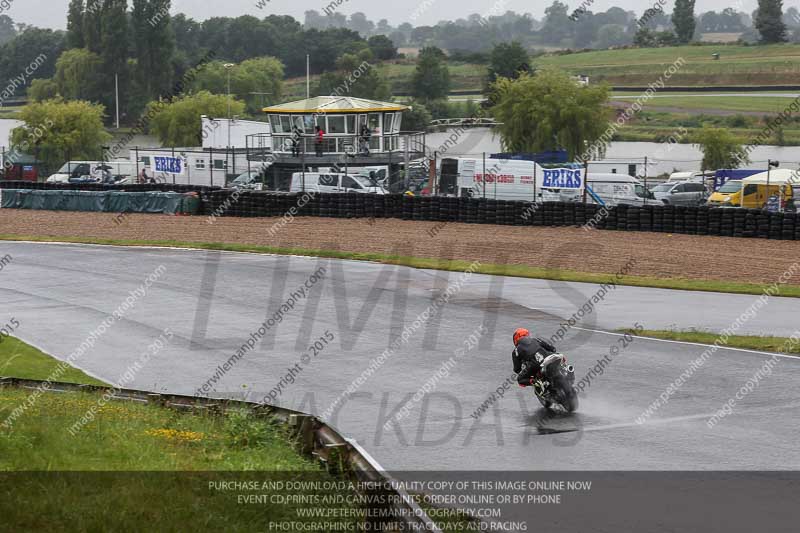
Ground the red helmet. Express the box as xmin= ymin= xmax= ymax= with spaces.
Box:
xmin=513 ymin=328 xmax=530 ymax=346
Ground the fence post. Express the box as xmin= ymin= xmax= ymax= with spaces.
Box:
xmin=643 ymin=156 xmax=648 ymax=205
xmin=583 ymin=160 xmax=589 ymax=204
xmin=209 ymin=147 xmax=214 ymax=187
xmin=482 ymin=152 xmax=486 ymax=199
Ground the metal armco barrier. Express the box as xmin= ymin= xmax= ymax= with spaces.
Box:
xmin=0 ymin=376 xmax=442 ymax=533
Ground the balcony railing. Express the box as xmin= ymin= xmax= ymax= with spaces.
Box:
xmin=246 ymin=132 xmax=426 ymax=160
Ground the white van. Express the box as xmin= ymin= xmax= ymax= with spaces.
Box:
xmin=585 ymin=173 xmax=653 ymax=206
xmin=47 ymin=160 xmax=135 ymax=183
xmin=289 ymin=172 xmax=386 ymax=194
xmin=439 ymin=157 xmax=585 ymax=202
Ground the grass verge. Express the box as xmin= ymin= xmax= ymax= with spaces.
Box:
xmin=619 ymin=329 xmax=800 ymax=354
xmin=2 ymin=233 xmax=799 ymax=298
xmin=0 ymin=337 xmax=360 ymax=529
xmin=0 ymin=337 xmax=471 ymax=531
xmin=0 ymin=335 xmax=107 ymax=385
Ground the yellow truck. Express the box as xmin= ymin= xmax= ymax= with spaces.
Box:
xmin=708 ymin=169 xmax=797 ymax=208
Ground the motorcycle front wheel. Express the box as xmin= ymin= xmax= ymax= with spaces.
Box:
xmin=561 ymin=387 xmax=579 ymax=413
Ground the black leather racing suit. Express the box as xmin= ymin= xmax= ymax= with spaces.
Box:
xmin=512 ymin=336 xmax=558 ymax=387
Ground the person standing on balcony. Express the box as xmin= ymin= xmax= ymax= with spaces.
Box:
xmin=291 ymin=124 xmax=302 ymax=157
xmin=315 ymin=126 xmax=325 ymax=156
xmin=360 ymin=124 xmax=371 ymax=156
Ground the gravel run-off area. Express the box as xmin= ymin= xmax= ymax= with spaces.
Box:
xmin=1 ymin=211 xmax=799 ymax=286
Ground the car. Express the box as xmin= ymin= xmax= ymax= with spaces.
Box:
xmin=289 ymin=172 xmax=387 ymax=194
xmin=651 ymin=181 xmax=708 ymax=206
xmin=228 ymin=171 xmax=264 ymax=190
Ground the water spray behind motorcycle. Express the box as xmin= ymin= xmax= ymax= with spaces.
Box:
xmin=534 ymin=353 xmax=579 ymax=413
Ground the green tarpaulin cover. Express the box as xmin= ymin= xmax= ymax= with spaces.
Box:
xmin=0 ymin=189 xmax=198 ymax=215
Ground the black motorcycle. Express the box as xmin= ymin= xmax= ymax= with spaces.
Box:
xmin=534 ymin=353 xmax=579 ymax=413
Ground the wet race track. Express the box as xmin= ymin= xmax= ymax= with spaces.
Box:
xmin=2 ymin=241 xmax=799 ymax=474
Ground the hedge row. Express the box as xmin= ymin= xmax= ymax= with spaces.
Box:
xmin=204 ymin=191 xmax=800 ymax=241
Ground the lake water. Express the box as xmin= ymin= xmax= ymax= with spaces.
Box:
xmin=4 ymin=118 xmax=800 ymax=176
xmin=426 ymin=128 xmax=800 ymax=176
xmin=0 ymin=118 xmax=23 ymax=148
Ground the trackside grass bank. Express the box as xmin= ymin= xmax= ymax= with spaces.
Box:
xmin=619 ymin=329 xmax=800 ymax=355
xmin=2 ymin=233 xmax=799 ymax=298
xmin=0 ymin=338 xmax=361 ymax=530
xmin=0 ymin=335 xmax=107 ymax=386
xmin=0 ymin=338 xmax=477 ymax=531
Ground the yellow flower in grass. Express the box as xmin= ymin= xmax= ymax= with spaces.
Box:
xmin=144 ymin=428 xmax=204 ymax=443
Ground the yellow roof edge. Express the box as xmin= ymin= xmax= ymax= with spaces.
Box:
xmin=262 ymin=106 xmax=409 ymax=114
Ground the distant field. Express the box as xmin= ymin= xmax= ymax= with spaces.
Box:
xmin=536 ymin=44 xmax=800 ymax=86
xmin=282 ymin=60 xmax=486 ymax=100
xmin=280 ymin=44 xmax=800 ymax=104
xmin=614 ymin=95 xmax=799 ymax=113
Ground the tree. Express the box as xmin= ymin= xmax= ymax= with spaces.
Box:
xmin=83 ymin=0 xmax=102 ymax=52
xmin=402 ymin=102 xmax=432 ymax=131
xmin=672 ymin=0 xmax=697 ymax=44
xmin=634 ymin=28 xmax=657 ymax=47
xmin=146 ymin=91 xmax=245 ymax=146
xmin=192 ymin=57 xmax=284 ymax=116
xmin=66 ymin=0 xmax=85 ymax=49
xmin=411 ymin=47 xmax=451 ymax=102
xmin=0 ymin=28 xmax=65 ymax=94
xmin=540 ymin=1 xmax=573 ymax=45
xmin=693 ymin=125 xmax=749 ymax=171
xmin=0 ymin=15 xmax=16 ymax=46
xmin=99 ymin=0 xmax=129 ymax=120
xmin=488 ymin=69 xmax=611 ymax=159
xmin=594 ymin=24 xmax=628 ymax=48
xmin=132 ymin=0 xmax=175 ymax=100
xmin=316 ymin=52 xmax=390 ymax=101
xmin=486 ymin=42 xmax=530 ymax=86
xmin=755 ymin=0 xmax=788 ymax=43
xmin=53 ymin=48 xmax=102 ymax=101
xmin=28 ymin=78 xmax=59 ymax=101
xmin=367 ymin=35 xmax=397 ymax=60
xmin=11 ymin=98 xmax=111 ymax=170
xmin=348 ymin=12 xmax=374 ymax=36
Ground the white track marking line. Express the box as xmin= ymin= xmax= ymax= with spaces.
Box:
xmin=573 ymin=326 xmax=800 ymax=361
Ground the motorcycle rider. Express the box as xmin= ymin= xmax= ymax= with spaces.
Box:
xmin=512 ymin=328 xmax=558 ymax=390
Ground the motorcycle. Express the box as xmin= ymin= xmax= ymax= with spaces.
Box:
xmin=533 ymin=353 xmax=579 ymax=413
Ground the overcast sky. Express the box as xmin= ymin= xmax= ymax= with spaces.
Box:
xmin=4 ymin=1 xmax=773 ymax=31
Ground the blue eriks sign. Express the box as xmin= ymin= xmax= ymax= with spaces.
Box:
xmin=542 ymin=168 xmax=583 ymax=189
xmin=154 ymin=156 xmax=183 ymax=174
